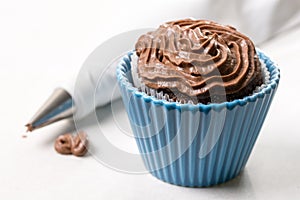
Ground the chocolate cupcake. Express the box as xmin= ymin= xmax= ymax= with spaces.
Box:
xmin=116 ymin=19 xmax=280 ymax=187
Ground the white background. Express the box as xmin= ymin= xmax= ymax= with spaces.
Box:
xmin=0 ymin=0 xmax=300 ymax=199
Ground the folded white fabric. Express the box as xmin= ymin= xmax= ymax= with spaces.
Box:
xmin=109 ymin=0 xmax=300 ymax=43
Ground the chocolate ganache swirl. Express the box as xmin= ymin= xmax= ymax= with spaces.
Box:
xmin=135 ymin=19 xmax=263 ymax=104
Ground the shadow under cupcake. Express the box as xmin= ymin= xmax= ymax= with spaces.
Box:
xmin=117 ymin=19 xmax=280 ymax=187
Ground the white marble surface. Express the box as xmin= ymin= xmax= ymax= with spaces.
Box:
xmin=1 ymin=1 xmax=300 ymax=200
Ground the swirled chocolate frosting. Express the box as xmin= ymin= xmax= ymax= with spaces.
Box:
xmin=54 ymin=132 xmax=88 ymax=157
xmin=135 ymin=19 xmax=263 ymax=103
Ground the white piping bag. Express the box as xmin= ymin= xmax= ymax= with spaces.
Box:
xmin=26 ymin=29 xmax=152 ymax=131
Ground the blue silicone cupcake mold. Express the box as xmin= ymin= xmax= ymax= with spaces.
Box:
xmin=116 ymin=50 xmax=280 ymax=187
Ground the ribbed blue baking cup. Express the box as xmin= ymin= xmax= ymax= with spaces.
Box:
xmin=116 ymin=50 xmax=280 ymax=187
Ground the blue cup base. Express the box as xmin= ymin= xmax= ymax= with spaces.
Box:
xmin=150 ymin=167 xmax=245 ymax=187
